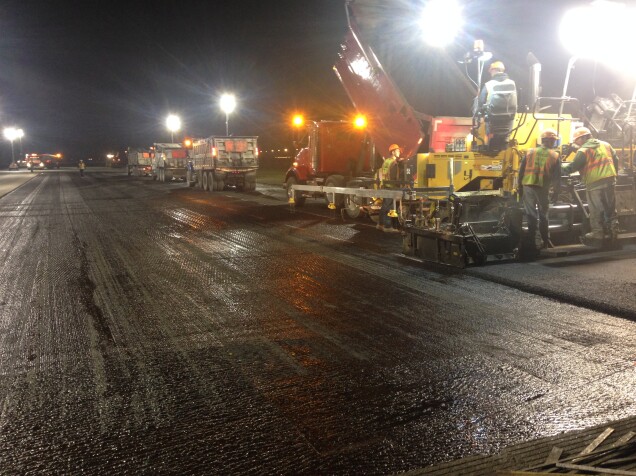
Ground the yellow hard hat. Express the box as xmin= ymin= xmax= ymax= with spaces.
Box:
xmin=489 ymin=61 xmax=505 ymax=73
xmin=573 ymin=126 xmax=591 ymax=140
xmin=388 ymin=144 xmax=401 ymax=153
xmin=541 ymin=128 xmax=559 ymax=140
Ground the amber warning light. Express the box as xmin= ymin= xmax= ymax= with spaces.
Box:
xmin=353 ymin=115 xmax=367 ymax=129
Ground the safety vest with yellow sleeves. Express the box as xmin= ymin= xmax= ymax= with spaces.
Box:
xmin=564 ymin=139 xmax=617 ymax=187
xmin=521 ymin=147 xmax=559 ymax=188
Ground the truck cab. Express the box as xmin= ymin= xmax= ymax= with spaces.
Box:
xmin=285 ymin=120 xmax=377 ymax=206
xmin=26 ymin=154 xmax=45 ymax=172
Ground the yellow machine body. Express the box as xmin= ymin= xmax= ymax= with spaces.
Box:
xmin=417 ymin=113 xmax=573 ymax=193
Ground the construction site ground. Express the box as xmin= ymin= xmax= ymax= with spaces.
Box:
xmin=0 ymin=167 xmax=635 ymax=474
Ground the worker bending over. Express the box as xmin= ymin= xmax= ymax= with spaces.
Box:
xmin=563 ymin=127 xmax=619 ymax=242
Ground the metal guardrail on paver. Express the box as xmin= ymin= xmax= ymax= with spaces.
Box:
xmin=499 ymin=426 xmax=636 ymax=475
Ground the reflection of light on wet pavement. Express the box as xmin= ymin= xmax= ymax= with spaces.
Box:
xmin=165 ymin=207 xmax=226 ymax=231
xmin=285 ymin=222 xmax=360 ymax=242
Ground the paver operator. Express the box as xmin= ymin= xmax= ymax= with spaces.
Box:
xmin=476 ymin=61 xmax=517 ymax=150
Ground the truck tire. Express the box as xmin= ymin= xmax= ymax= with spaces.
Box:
xmin=245 ymin=172 xmax=257 ymax=191
xmin=325 ymin=175 xmax=345 ymax=209
xmin=202 ymin=170 xmax=209 ymax=191
xmin=343 ymin=179 xmax=366 ymax=219
xmin=208 ymin=171 xmax=216 ymax=191
xmin=127 ymin=167 xmax=132 ymax=176
xmin=215 ymin=172 xmax=225 ymax=191
xmin=286 ymin=176 xmax=305 ymax=207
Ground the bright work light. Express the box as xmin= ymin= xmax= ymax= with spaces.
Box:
xmin=420 ymin=0 xmax=463 ymax=48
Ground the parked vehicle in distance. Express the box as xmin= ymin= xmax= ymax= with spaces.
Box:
xmin=127 ymin=148 xmax=153 ymax=177
xmin=25 ymin=154 xmax=45 ymax=172
xmin=153 ymin=143 xmax=188 ymax=182
xmin=187 ymin=136 xmax=259 ymax=191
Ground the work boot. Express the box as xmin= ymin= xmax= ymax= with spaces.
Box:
xmin=376 ymin=224 xmax=384 ymax=231
xmin=584 ymin=231 xmax=604 ymax=240
xmin=383 ymin=227 xmax=400 ymax=233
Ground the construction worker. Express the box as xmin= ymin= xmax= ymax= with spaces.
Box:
xmin=477 ymin=61 xmax=517 ymax=150
xmin=563 ymin=126 xmax=619 ymax=242
xmin=518 ymin=128 xmax=561 ymax=249
xmin=377 ymin=144 xmax=401 ymax=233
xmin=78 ymin=159 xmax=86 ymax=177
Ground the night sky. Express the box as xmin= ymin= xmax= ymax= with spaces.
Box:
xmin=0 ymin=0 xmax=633 ymax=164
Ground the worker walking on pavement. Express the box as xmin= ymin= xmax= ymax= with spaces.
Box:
xmin=563 ymin=126 xmax=619 ymax=242
xmin=78 ymin=159 xmax=86 ymax=177
xmin=377 ymin=144 xmax=401 ymax=233
xmin=518 ymin=128 xmax=561 ymax=250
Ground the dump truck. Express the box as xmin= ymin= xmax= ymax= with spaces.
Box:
xmin=287 ymin=0 xmax=636 ymax=267
xmin=284 ymin=120 xmax=378 ymax=210
xmin=153 ymin=143 xmax=189 ymax=182
xmin=127 ymin=147 xmax=153 ymax=177
xmin=187 ymin=136 xmax=259 ymax=191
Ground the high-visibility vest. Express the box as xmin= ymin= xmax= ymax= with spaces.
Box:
xmin=579 ymin=141 xmax=616 ymax=185
xmin=522 ymin=147 xmax=559 ymax=187
xmin=381 ymin=157 xmax=395 ymax=188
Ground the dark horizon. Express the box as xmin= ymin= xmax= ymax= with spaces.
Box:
xmin=0 ymin=0 xmax=632 ymax=165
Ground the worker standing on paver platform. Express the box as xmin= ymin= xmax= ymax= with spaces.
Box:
xmin=477 ymin=61 xmax=518 ymax=150
xmin=518 ymin=128 xmax=561 ymax=249
xmin=563 ymin=126 xmax=619 ymax=242
xmin=78 ymin=159 xmax=86 ymax=177
xmin=377 ymin=144 xmax=401 ymax=233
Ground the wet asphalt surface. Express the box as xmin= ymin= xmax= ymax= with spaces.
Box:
xmin=0 ymin=169 xmax=635 ymax=474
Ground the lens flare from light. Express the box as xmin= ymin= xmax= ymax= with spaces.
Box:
xmin=421 ymin=0 xmax=463 ymax=48
xmin=353 ymin=115 xmax=367 ymax=129
xmin=560 ymin=1 xmax=636 ymax=75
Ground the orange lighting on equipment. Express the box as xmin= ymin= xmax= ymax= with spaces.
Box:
xmin=353 ymin=115 xmax=367 ymax=129
xmin=292 ymin=114 xmax=304 ymax=127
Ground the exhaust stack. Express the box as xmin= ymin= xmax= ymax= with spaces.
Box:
xmin=527 ymin=52 xmax=541 ymax=112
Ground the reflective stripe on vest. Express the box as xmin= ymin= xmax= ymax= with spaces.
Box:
xmin=522 ymin=147 xmax=558 ymax=187
xmin=485 ymin=78 xmax=517 ymax=115
xmin=381 ymin=157 xmax=395 ymax=188
xmin=580 ymin=142 xmax=616 ymax=185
